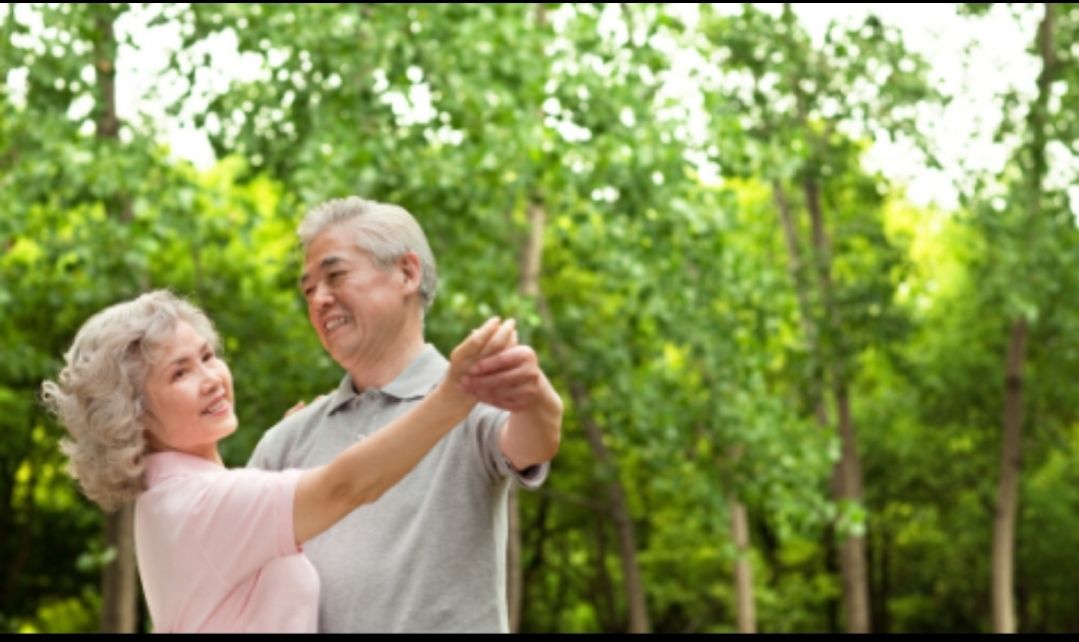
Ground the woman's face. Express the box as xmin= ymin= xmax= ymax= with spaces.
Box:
xmin=142 ymin=320 xmax=236 ymax=461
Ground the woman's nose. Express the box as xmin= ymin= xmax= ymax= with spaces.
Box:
xmin=199 ymin=366 xmax=224 ymax=394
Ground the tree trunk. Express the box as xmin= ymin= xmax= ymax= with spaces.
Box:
xmin=773 ymin=11 xmax=872 ymax=626
xmin=101 ymin=504 xmax=139 ymax=632
xmin=506 ymin=5 xmax=552 ymax=629
xmin=526 ymin=197 xmax=643 ymax=634
xmin=519 ymin=493 xmax=551 ymax=629
xmin=992 ymin=318 xmax=1029 ymax=633
xmin=772 ymin=182 xmax=829 ymax=428
xmin=771 ymin=10 xmax=872 ymax=627
xmin=94 ymin=7 xmax=139 ymax=631
xmin=576 ymin=399 xmax=650 ymax=633
xmin=520 ymin=200 xmax=546 ymax=300
xmin=992 ymin=3 xmax=1052 ymax=632
xmin=870 ymin=515 xmax=892 ymax=633
xmin=537 ymin=287 xmax=650 ymax=631
xmin=775 ymin=181 xmax=867 ymax=631
xmin=729 ymin=495 xmax=756 ymax=633
xmin=833 ymin=382 xmax=870 ymax=633
xmin=94 ymin=17 xmax=119 ymax=140
xmin=518 ymin=10 xmax=647 ymax=625
xmin=507 ymin=199 xmax=547 ymax=631
xmin=804 ymin=177 xmax=871 ymax=633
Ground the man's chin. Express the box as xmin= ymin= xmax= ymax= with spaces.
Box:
xmin=317 ymin=337 xmax=338 ymax=358
xmin=325 ymin=340 xmax=355 ymax=364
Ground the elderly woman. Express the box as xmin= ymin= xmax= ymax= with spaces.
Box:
xmin=41 ymin=290 xmax=514 ymax=633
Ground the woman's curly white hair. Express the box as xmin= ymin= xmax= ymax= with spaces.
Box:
xmin=41 ymin=290 xmax=219 ymax=512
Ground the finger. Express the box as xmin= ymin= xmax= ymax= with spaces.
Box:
xmin=470 ymin=345 xmax=535 ymax=377
xmin=479 ymin=318 xmax=516 ymax=358
xmin=461 ymin=361 xmax=541 ymax=399
xmin=465 ymin=360 xmax=535 ymax=387
xmin=284 ymin=400 xmax=306 ymax=417
xmin=452 ymin=316 xmax=501 ymax=363
xmin=463 ymin=375 xmax=539 ymax=403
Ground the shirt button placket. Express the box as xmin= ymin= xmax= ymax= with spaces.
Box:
xmin=354 ymin=390 xmax=379 ymax=440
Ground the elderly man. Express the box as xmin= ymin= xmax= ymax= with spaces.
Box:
xmin=249 ymin=196 xmax=563 ymax=632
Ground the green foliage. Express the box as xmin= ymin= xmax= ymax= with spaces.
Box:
xmin=4 ymin=1 xmax=1079 ymax=635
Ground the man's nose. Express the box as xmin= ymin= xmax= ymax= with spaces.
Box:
xmin=311 ymin=282 xmax=334 ymax=308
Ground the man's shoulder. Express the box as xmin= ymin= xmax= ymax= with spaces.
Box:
xmin=276 ymin=393 xmax=338 ymax=430
xmin=249 ymin=394 xmax=338 ymax=466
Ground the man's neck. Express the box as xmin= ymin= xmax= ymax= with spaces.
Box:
xmin=346 ymin=326 xmax=426 ymax=392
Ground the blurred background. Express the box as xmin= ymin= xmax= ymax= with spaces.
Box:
xmin=2 ymin=2 xmax=1078 ymax=633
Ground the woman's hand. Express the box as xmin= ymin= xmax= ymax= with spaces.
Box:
xmin=438 ymin=317 xmax=517 ymax=408
xmin=283 ymin=394 xmax=328 ymax=418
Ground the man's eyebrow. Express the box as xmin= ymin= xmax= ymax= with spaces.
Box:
xmin=320 ymin=256 xmax=344 ymax=270
xmin=299 ymin=256 xmax=344 ymax=289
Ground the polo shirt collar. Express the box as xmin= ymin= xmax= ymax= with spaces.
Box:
xmin=326 ymin=372 xmax=362 ymax=414
xmin=327 ymin=344 xmax=447 ymax=414
xmin=383 ymin=344 xmax=446 ymax=400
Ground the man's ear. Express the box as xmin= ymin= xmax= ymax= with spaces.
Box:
xmin=397 ymin=251 xmax=422 ymax=296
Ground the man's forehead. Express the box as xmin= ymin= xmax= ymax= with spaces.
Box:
xmin=300 ymin=254 xmax=346 ymax=284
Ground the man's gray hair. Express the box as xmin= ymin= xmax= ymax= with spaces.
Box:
xmin=298 ymin=197 xmax=438 ymax=313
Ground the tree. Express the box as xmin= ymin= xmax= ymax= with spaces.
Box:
xmin=698 ymin=3 xmax=938 ymax=631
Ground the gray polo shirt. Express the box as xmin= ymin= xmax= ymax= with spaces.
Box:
xmin=247 ymin=344 xmax=548 ymax=632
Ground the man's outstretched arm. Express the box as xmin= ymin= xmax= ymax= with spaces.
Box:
xmin=461 ymin=336 xmax=563 ymax=470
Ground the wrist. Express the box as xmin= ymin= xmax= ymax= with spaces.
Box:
xmin=431 ymin=379 xmax=475 ymax=417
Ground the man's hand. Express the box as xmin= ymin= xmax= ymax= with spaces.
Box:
xmin=459 ymin=343 xmax=552 ymax=413
xmin=439 ymin=317 xmax=518 ymax=409
xmin=464 ymin=341 xmax=563 ymax=468
xmin=459 ymin=325 xmax=563 ymax=468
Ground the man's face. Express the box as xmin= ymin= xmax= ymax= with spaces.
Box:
xmin=300 ymin=222 xmax=413 ymax=370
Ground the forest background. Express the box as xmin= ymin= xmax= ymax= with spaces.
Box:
xmin=2 ymin=3 xmax=1078 ymax=633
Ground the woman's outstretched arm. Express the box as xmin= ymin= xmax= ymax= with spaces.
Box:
xmin=291 ymin=317 xmax=515 ymax=544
